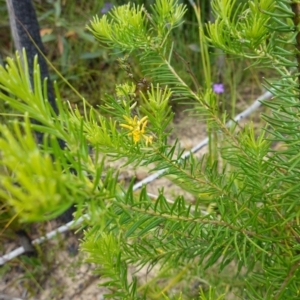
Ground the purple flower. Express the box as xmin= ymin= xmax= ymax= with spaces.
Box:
xmin=213 ymin=83 xmax=224 ymax=94
xmin=101 ymin=2 xmax=114 ymax=14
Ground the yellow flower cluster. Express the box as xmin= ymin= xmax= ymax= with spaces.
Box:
xmin=120 ymin=115 xmax=153 ymax=145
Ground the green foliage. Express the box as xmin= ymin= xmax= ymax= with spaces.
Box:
xmin=207 ymin=0 xmax=276 ymax=55
xmin=1 ymin=0 xmax=300 ymax=299
xmin=82 ymin=232 xmax=139 ymax=298
xmin=199 ymin=287 xmax=225 ymax=300
xmin=0 ymin=118 xmax=77 ymax=221
xmin=88 ymin=1 xmax=186 ymax=51
xmin=88 ymin=1 xmax=193 ymax=100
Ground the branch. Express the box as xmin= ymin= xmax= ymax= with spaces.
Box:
xmin=0 ymin=90 xmax=273 ymax=266
xmin=275 ymin=260 xmax=300 ymax=299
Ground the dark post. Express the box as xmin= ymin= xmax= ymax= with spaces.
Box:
xmin=6 ymin=0 xmax=58 ymax=113
xmin=5 ymin=0 xmax=74 ymax=254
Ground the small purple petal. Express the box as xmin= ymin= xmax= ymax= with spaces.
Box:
xmin=213 ymin=83 xmax=224 ymax=94
xmin=101 ymin=2 xmax=114 ymax=14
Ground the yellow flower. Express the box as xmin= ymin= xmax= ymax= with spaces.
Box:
xmin=120 ymin=115 xmax=153 ymax=145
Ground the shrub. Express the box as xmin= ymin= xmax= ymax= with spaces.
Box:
xmin=0 ymin=0 xmax=299 ymax=299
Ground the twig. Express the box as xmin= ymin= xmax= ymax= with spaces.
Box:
xmin=274 ymin=260 xmax=300 ymax=299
